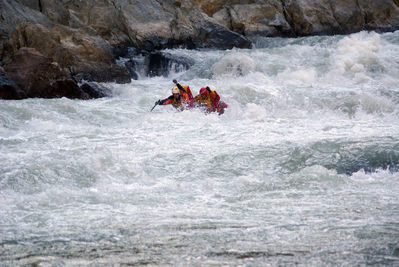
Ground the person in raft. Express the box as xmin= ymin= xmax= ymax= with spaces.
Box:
xmin=193 ymin=86 xmax=228 ymax=115
xmin=155 ymin=80 xmax=193 ymax=110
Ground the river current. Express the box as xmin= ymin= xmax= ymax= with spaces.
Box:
xmin=1 ymin=31 xmax=399 ymax=266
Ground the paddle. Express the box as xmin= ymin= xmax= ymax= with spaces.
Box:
xmin=151 ymin=100 xmax=162 ymax=111
xmin=150 ymin=103 xmax=158 ymax=112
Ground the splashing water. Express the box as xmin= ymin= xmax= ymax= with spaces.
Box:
xmin=1 ymin=31 xmax=399 ymax=266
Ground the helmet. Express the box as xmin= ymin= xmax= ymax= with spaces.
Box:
xmin=200 ymin=87 xmax=208 ymax=96
xmin=172 ymin=87 xmax=179 ymax=94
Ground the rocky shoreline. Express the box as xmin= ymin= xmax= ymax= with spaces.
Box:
xmin=1 ymin=0 xmax=399 ymax=99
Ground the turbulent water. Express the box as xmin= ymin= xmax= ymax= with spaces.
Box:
xmin=1 ymin=31 xmax=399 ymax=266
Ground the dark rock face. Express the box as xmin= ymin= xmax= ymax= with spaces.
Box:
xmin=124 ymin=60 xmax=139 ymax=80
xmin=146 ymin=52 xmax=194 ymax=77
xmin=4 ymin=47 xmax=89 ymax=99
xmin=70 ymin=63 xmax=131 ymax=84
xmin=194 ymin=23 xmax=252 ymax=49
xmin=80 ymin=82 xmax=112 ymax=98
xmin=0 ymin=72 xmax=26 ymax=100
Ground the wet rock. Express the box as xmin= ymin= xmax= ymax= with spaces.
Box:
xmin=194 ymin=22 xmax=252 ymax=49
xmin=3 ymin=47 xmax=88 ymax=99
xmin=146 ymin=52 xmax=194 ymax=77
xmin=71 ymin=62 xmax=131 ymax=84
xmin=0 ymin=72 xmax=26 ymax=100
xmin=394 ymin=247 xmax=399 ymax=256
xmin=80 ymin=82 xmax=112 ymax=98
xmin=112 ymin=43 xmax=138 ymax=59
xmin=124 ymin=59 xmax=139 ymax=80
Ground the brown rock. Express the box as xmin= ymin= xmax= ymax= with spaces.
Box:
xmin=329 ymin=0 xmax=364 ymax=33
xmin=283 ymin=0 xmax=341 ymax=36
xmin=231 ymin=2 xmax=291 ymax=36
xmin=283 ymin=0 xmax=399 ymax=36
xmin=192 ymin=0 xmax=223 ymax=16
xmin=198 ymin=0 xmax=399 ymax=36
xmin=198 ymin=0 xmax=292 ymax=36
xmin=4 ymin=47 xmax=88 ymax=99
xmin=4 ymin=22 xmax=130 ymax=83
xmin=358 ymin=0 xmax=399 ymax=31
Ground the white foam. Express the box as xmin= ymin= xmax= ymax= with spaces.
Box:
xmin=332 ymin=31 xmax=381 ymax=77
xmin=277 ymin=68 xmax=316 ymax=85
xmin=212 ymin=53 xmax=256 ymax=77
xmin=243 ymin=103 xmax=268 ymax=121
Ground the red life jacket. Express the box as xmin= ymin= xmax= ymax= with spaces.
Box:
xmin=180 ymin=85 xmax=193 ymax=100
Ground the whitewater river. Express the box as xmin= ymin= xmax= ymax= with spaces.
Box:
xmin=1 ymin=31 xmax=399 ymax=266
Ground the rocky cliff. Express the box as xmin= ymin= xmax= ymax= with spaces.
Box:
xmin=1 ymin=0 xmax=398 ymax=99
xmin=196 ymin=0 xmax=399 ymax=37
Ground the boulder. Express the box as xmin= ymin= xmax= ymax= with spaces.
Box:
xmin=0 ymin=72 xmax=26 ymax=100
xmin=114 ymin=0 xmax=251 ymax=50
xmin=71 ymin=62 xmax=131 ymax=84
xmin=4 ymin=22 xmax=131 ymax=83
xmin=146 ymin=52 xmax=194 ymax=77
xmin=3 ymin=47 xmax=89 ymax=99
xmin=80 ymin=82 xmax=112 ymax=98
xmin=195 ymin=0 xmax=293 ymax=36
xmin=229 ymin=1 xmax=292 ymax=36
xmin=27 ymin=0 xmax=252 ymax=50
xmin=192 ymin=0 xmax=223 ymax=17
xmin=329 ymin=0 xmax=365 ymax=33
xmin=358 ymin=0 xmax=399 ymax=31
xmin=283 ymin=0 xmax=341 ymax=36
xmin=124 ymin=59 xmax=139 ymax=80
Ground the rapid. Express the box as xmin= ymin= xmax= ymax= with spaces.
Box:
xmin=1 ymin=31 xmax=399 ymax=266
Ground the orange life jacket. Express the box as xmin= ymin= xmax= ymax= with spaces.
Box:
xmin=194 ymin=88 xmax=220 ymax=112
